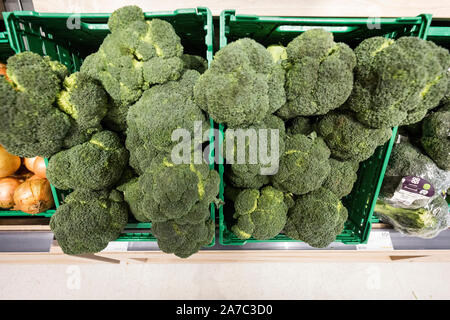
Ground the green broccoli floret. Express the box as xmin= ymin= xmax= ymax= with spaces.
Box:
xmin=317 ymin=112 xmax=392 ymax=162
xmin=286 ymin=116 xmax=314 ymax=136
xmin=56 ymin=72 xmax=109 ymax=147
xmin=231 ymin=186 xmax=288 ymax=240
xmin=380 ymin=141 xmax=450 ymax=208
xmin=421 ymin=104 xmax=450 ymax=170
xmin=224 ymin=115 xmax=286 ymax=189
xmin=322 ymin=159 xmax=359 ymax=199
xmin=194 ymin=38 xmax=286 ymax=128
xmin=107 ymin=5 xmax=145 ymax=33
xmin=375 ymin=196 xmax=449 ymax=239
xmin=272 ymin=132 xmax=331 ymax=195
xmin=0 ymin=78 xmax=71 ymax=158
xmin=284 ymin=187 xmax=348 ymax=248
xmin=152 ymin=218 xmax=215 ymax=258
xmin=43 ymin=56 xmax=69 ymax=81
xmin=182 ymin=54 xmax=208 ymax=73
xmin=119 ymin=154 xmax=220 ymax=223
xmin=47 ymin=131 xmax=129 ymax=190
xmin=6 ymin=52 xmax=62 ymax=105
xmin=126 ymin=70 xmax=207 ymax=173
xmin=347 ymin=36 xmax=450 ymax=128
xmin=80 ymin=8 xmax=184 ymax=127
xmin=50 ymin=189 xmax=129 ymax=255
xmin=276 ymin=29 xmax=356 ymax=119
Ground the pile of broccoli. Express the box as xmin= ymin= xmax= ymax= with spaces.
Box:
xmin=214 ymin=29 xmax=450 ymax=247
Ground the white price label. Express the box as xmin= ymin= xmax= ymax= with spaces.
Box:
xmin=356 ymin=231 xmax=393 ymax=251
xmin=101 ymin=241 xmax=129 ymax=252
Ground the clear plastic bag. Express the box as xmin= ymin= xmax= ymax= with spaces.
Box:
xmin=376 ymin=137 xmax=450 ymax=238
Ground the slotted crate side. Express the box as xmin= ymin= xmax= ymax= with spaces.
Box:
xmin=2 ymin=8 xmax=216 ymax=246
xmin=218 ymin=10 xmax=431 ymax=245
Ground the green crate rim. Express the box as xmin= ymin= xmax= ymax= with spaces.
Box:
xmin=218 ymin=10 xmax=431 ymax=246
xmin=1 ymin=8 xmax=216 ymax=246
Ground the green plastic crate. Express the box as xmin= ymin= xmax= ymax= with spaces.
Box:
xmin=218 ymin=10 xmax=432 ymax=246
xmin=0 ymin=32 xmax=14 ymax=62
xmin=2 ymin=8 xmax=216 ymax=245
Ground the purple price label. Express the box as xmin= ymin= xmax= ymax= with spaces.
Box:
xmin=401 ymin=176 xmax=435 ymax=197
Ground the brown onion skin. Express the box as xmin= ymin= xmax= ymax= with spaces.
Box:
xmin=13 ymin=178 xmax=54 ymax=214
xmin=0 ymin=177 xmax=21 ymax=209
xmin=24 ymin=157 xmax=47 ymax=179
xmin=0 ymin=146 xmax=21 ymax=178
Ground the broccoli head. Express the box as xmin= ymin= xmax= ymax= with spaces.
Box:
xmin=47 ymin=131 xmax=129 ymax=190
xmin=224 ymin=115 xmax=286 ymax=189
xmin=80 ymin=7 xmax=184 ymax=120
xmin=322 ymin=159 xmax=359 ymax=199
xmin=276 ymin=29 xmax=356 ymax=119
xmin=6 ymin=52 xmax=62 ymax=105
xmin=57 ymin=72 xmax=109 ymax=147
xmin=284 ymin=187 xmax=348 ymax=248
xmin=126 ymin=70 xmax=207 ymax=173
xmin=272 ymin=132 xmax=331 ymax=195
xmin=231 ymin=186 xmax=288 ymax=240
xmin=107 ymin=5 xmax=145 ymax=33
xmin=375 ymin=196 xmax=449 ymax=239
xmin=347 ymin=36 xmax=450 ymax=128
xmin=317 ymin=112 xmax=392 ymax=162
xmin=50 ymin=189 xmax=129 ymax=255
xmin=43 ymin=56 xmax=69 ymax=82
xmin=152 ymin=218 xmax=215 ymax=258
xmin=119 ymin=154 xmax=220 ymax=223
xmin=421 ymin=104 xmax=450 ymax=170
xmin=194 ymin=38 xmax=286 ymax=128
xmin=0 ymin=79 xmax=71 ymax=158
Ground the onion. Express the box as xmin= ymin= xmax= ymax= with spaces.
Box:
xmin=0 ymin=146 xmax=21 ymax=178
xmin=0 ymin=177 xmax=21 ymax=209
xmin=13 ymin=178 xmax=54 ymax=214
xmin=24 ymin=157 xmax=36 ymax=172
xmin=24 ymin=157 xmax=47 ymax=179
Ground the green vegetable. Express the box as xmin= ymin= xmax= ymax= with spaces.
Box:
xmin=285 ymin=187 xmax=348 ymax=248
xmin=225 ymin=115 xmax=286 ymax=189
xmin=50 ymin=189 xmax=129 ymax=255
xmin=57 ymin=72 xmax=109 ymax=148
xmin=322 ymin=159 xmax=359 ymax=199
xmin=194 ymin=38 xmax=286 ymax=128
xmin=421 ymin=103 xmax=450 ymax=170
xmin=231 ymin=186 xmax=289 ymax=240
xmin=152 ymin=218 xmax=215 ymax=258
xmin=347 ymin=36 xmax=450 ymax=128
xmin=47 ymin=131 xmax=129 ymax=190
xmin=375 ymin=196 xmax=449 ymax=239
xmin=277 ymin=29 xmax=356 ymax=119
xmin=80 ymin=6 xmax=184 ymax=130
xmin=272 ymin=132 xmax=331 ymax=195
xmin=0 ymin=53 xmax=72 ymax=158
xmin=181 ymin=54 xmax=208 ymax=73
xmin=119 ymin=154 xmax=220 ymax=224
xmin=317 ymin=112 xmax=392 ymax=162
xmin=126 ymin=70 xmax=207 ymax=174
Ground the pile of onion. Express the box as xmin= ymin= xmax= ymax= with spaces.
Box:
xmin=0 ymin=146 xmax=53 ymax=213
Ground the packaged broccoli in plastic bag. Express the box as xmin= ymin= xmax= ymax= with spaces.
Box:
xmin=376 ymin=137 xmax=450 ymax=238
